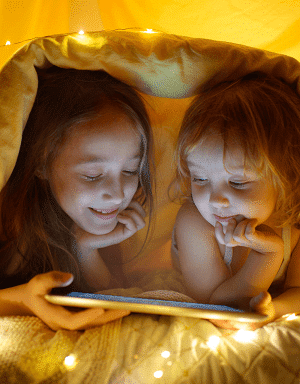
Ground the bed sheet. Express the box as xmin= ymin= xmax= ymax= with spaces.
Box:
xmin=0 ymin=270 xmax=300 ymax=384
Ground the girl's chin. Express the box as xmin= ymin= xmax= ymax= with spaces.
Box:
xmin=90 ymin=221 xmax=118 ymax=235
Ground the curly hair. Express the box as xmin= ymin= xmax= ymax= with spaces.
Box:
xmin=175 ymin=71 xmax=300 ymax=228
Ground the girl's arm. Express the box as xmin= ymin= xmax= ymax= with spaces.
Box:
xmin=0 ymin=272 xmax=130 ymax=330
xmin=0 ymin=284 xmax=34 ymax=316
xmin=209 ymin=219 xmax=284 ymax=308
xmin=272 ymin=288 xmax=300 ymax=317
xmin=207 ymin=228 xmax=300 ymax=330
xmin=209 ymin=229 xmax=300 ymax=330
xmin=211 ymin=263 xmax=300 ymax=331
xmin=175 ymin=200 xmax=231 ymax=303
xmin=271 ymin=234 xmax=300 ymax=318
xmin=75 ymin=245 xmax=112 ymax=291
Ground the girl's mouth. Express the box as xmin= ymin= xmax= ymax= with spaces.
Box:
xmin=214 ymin=215 xmax=235 ymax=223
xmin=90 ymin=208 xmax=119 ymax=220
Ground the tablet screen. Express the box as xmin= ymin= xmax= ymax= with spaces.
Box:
xmin=45 ymin=290 xmax=267 ymax=322
xmin=67 ymin=292 xmax=244 ymax=312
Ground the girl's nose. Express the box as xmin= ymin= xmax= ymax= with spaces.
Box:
xmin=209 ymin=190 xmax=230 ymax=208
xmin=101 ymin=178 xmax=124 ymax=204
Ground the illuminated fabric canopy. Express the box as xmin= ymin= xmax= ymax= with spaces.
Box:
xmin=1 ymin=0 xmax=300 ymax=69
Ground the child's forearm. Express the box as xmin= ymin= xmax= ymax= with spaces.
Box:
xmin=184 ymin=262 xmax=231 ymax=304
xmin=0 ymin=285 xmax=33 ymax=316
xmin=76 ymin=246 xmax=111 ymax=290
xmin=272 ymin=287 xmax=300 ymax=319
xmin=209 ymin=249 xmax=283 ymax=308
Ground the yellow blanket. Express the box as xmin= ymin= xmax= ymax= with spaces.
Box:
xmin=1 ymin=30 xmax=300 ymax=383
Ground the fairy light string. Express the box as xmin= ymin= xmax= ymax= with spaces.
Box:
xmin=1 ymin=27 xmax=160 ymax=48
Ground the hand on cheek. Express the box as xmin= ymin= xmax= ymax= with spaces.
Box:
xmin=215 ymin=218 xmax=283 ymax=254
xmin=215 ymin=218 xmax=257 ymax=247
xmin=74 ymin=200 xmax=146 ymax=251
xmin=116 ymin=200 xmax=146 ymax=234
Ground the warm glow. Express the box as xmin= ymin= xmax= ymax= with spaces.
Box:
xmin=233 ymin=330 xmax=256 ymax=343
xmin=143 ymin=29 xmax=157 ymax=34
xmin=207 ymin=335 xmax=220 ymax=350
xmin=286 ymin=313 xmax=297 ymax=321
xmin=154 ymin=370 xmax=163 ymax=378
xmin=78 ymin=30 xmax=85 ymax=35
xmin=5 ymin=41 xmax=11 ymax=45
xmin=0 ymin=334 xmax=11 ymax=352
xmin=161 ymin=350 xmax=170 ymax=358
xmin=64 ymin=354 xmax=78 ymax=370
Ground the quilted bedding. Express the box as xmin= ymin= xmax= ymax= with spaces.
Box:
xmin=1 ymin=30 xmax=300 ymax=383
xmin=1 ymin=270 xmax=300 ymax=383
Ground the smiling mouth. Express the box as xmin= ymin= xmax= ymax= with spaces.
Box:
xmin=90 ymin=208 xmax=119 ymax=220
xmin=214 ymin=215 xmax=235 ymax=223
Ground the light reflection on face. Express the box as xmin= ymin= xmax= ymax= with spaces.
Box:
xmin=49 ymin=107 xmax=141 ymax=235
xmin=187 ymin=132 xmax=278 ymax=228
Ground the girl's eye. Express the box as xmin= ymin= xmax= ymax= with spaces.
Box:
xmin=192 ymin=177 xmax=208 ymax=184
xmin=230 ymin=181 xmax=249 ymax=189
xmin=84 ymin=174 xmax=103 ymax=181
xmin=123 ymin=170 xmax=139 ymax=176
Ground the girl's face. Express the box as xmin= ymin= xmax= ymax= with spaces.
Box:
xmin=48 ymin=106 xmax=141 ymax=235
xmin=186 ymin=132 xmax=278 ymax=228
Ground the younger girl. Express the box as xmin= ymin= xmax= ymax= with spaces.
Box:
xmin=0 ymin=66 xmax=154 ymax=330
xmin=173 ymin=72 xmax=300 ymax=327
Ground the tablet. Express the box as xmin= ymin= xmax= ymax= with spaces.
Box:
xmin=45 ymin=291 xmax=268 ymax=322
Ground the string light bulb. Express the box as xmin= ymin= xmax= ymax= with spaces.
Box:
xmin=78 ymin=30 xmax=85 ymax=35
xmin=154 ymin=370 xmax=163 ymax=378
xmin=207 ymin=335 xmax=220 ymax=350
xmin=5 ymin=41 xmax=11 ymax=45
xmin=233 ymin=330 xmax=256 ymax=343
xmin=286 ymin=313 xmax=297 ymax=321
xmin=64 ymin=354 xmax=78 ymax=370
xmin=161 ymin=351 xmax=170 ymax=358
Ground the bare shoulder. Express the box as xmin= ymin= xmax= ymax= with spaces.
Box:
xmin=175 ymin=199 xmax=209 ymax=228
xmin=174 ymin=199 xmax=214 ymax=242
xmin=172 ymin=200 xmax=228 ymax=303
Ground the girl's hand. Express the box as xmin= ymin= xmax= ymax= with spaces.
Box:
xmin=249 ymin=291 xmax=276 ymax=326
xmin=75 ymin=200 xmax=146 ymax=251
xmin=209 ymin=292 xmax=275 ymax=330
xmin=215 ymin=218 xmax=284 ymax=255
xmin=22 ymin=271 xmax=130 ymax=331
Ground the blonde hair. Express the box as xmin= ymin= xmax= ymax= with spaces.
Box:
xmin=175 ymin=72 xmax=300 ymax=228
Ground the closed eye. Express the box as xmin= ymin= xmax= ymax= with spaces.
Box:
xmin=230 ymin=181 xmax=250 ymax=189
xmin=192 ymin=177 xmax=208 ymax=184
xmin=84 ymin=174 xmax=103 ymax=181
xmin=123 ymin=170 xmax=139 ymax=176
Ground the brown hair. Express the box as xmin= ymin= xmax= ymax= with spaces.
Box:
xmin=0 ymin=67 xmax=154 ymax=290
xmin=175 ymin=72 xmax=300 ymax=228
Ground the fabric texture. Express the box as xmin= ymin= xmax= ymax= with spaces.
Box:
xmin=1 ymin=283 xmax=300 ymax=383
xmin=0 ymin=316 xmax=122 ymax=383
